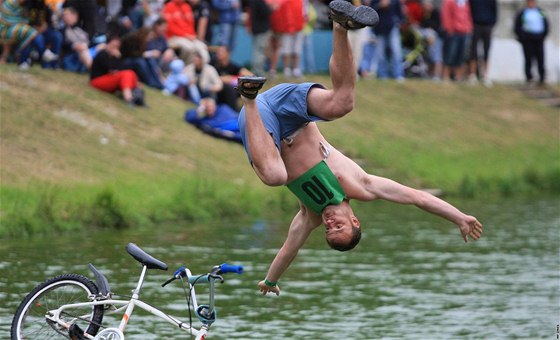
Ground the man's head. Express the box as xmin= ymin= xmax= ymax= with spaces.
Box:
xmin=193 ymin=51 xmax=204 ymax=69
xmin=322 ymin=201 xmax=361 ymax=251
xmin=526 ymin=0 xmax=536 ymax=8
xmin=198 ymin=97 xmax=217 ymax=117
xmin=421 ymin=0 xmax=433 ymax=12
xmin=215 ymin=46 xmax=230 ymax=65
xmin=153 ymin=18 xmax=168 ymax=37
xmin=62 ymin=6 xmax=79 ymax=26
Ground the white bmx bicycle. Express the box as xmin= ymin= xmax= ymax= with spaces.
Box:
xmin=10 ymin=242 xmax=244 ymax=339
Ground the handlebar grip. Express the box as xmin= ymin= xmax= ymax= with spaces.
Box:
xmin=220 ymin=263 xmax=243 ymax=274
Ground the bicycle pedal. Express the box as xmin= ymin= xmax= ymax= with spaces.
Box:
xmin=68 ymin=323 xmax=86 ymax=340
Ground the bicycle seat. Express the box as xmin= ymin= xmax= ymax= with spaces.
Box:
xmin=126 ymin=243 xmax=168 ymax=271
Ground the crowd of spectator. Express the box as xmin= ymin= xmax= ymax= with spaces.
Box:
xmin=0 ymin=0 xmax=550 ymax=108
xmin=350 ymin=0 xmax=499 ymax=84
xmin=356 ymin=0 xmax=548 ymax=86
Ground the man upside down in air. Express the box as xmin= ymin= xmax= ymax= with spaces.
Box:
xmin=237 ymin=0 xmax=483 ymax=296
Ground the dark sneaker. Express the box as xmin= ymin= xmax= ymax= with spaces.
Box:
xmin=329 ymin=0 xmax=379 ymax=30
xmin=131 ymin=87 xmax=146 ymax=106
xmin=236 ymin=76 xmax=267 ymax=100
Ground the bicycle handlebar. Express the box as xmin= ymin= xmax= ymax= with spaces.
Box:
xmin=162 ymin=263 xmax=243 ymax=287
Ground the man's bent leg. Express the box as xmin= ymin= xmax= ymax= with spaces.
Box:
xmin=307 ymin=2 xmax=378 ymax=120
xmin=306 ymin=23 xmax=356 ymax=120
xmin=239 ymin=80 xmax=288 ymax=186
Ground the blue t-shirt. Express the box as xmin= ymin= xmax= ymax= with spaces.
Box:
xmin=522 ymin=8 xmax=545 ymax=34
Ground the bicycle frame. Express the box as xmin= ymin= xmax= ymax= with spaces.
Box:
xmin=45 ymin=264 xmax=221 ymax=340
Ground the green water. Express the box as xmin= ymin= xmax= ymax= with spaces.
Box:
xmin=1 ymin=197 xmax=558 ymax=339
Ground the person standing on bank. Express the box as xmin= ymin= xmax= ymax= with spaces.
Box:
xmin=514 ymin=0 xmax=549 ymax=86
xmin=467 ymin=0 xmax=497 ymax=87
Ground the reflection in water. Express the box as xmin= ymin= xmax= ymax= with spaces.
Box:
xmin=1 ymin=198 xmax=558 ymax=339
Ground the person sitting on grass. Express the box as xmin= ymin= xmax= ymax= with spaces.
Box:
xmin=0 ymin=0 xmax=58 ymax=69
xmin=236 ymin=0 xmax=483 ymax=296
xmin=61 ymin=6 xmax=97 ymax=72
xmin=120 ymin=27 xmax=165 ymax=90
xmin=183 ymin=51 xmax=223 ymax=104
xmin=212 ymin=46 xmax=254 ymax=111
xmin=90 ymin=35 xmax=145 ymax=106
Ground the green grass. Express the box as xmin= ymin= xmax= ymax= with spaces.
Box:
xmin=0 ymin=65 xmax=558 ymax=237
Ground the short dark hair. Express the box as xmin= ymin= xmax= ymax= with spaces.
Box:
xmin=63 ymin=6 xmax=78 ymax=15
xmin=154 ymin=18 xmax=167 ymax=26
xmin=326 ymin=225 xmax=361 ymax=251
xmin=106 ymin=34 xmax=121 ymax=43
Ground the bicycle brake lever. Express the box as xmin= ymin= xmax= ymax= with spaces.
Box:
xmin=210 ymin=265 xmax=221 ymax=275
xmin=162 ymin=266 xmax=186 ymax=287
xmin=161 ymin=276 xmax=176 ymax=287
xmin=208 ymin=273 xmax=224 ymax=284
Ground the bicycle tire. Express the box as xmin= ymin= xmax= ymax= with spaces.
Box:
xmin=10 ymin=273 xmax=105 ymax=340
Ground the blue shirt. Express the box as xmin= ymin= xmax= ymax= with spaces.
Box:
xmin=522 ymin=8 xmax=545 ymax=34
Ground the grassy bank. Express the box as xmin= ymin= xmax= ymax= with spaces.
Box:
xmin=1 ymin=65 xmax=558 ymax=237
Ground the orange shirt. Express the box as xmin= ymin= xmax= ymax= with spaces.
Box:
xmin=163 ymin=0 xmax=196 ymax=39
xmin=44 ymin=0 xmax=64 ymax=11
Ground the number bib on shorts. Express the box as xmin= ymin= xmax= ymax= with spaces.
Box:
xmin=287 ymin=160 xmax=346 ymax=214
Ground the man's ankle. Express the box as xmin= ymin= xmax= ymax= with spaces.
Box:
xmin=242 ymin=98 xmax=258 ymax=106
xmin=333 ymin=22 xmax=348 ymax=32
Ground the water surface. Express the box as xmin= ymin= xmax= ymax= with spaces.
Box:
xmin=1 ymin=197 xmax=558 ymax=339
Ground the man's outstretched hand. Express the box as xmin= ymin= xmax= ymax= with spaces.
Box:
xmin=459 ymin=216 xmax=483 ymax=243
xmin=258 ymin=280 xmax=280 ymax=296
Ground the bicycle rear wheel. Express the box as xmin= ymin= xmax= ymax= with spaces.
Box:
xmin=11 ymin=274 xmax=105 ymax=339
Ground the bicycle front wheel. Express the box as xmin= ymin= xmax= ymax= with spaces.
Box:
xmin=11 ymin=274 xmax=104 ymax=340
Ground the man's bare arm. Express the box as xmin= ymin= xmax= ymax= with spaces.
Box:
xmin=361 ymin=174 xmax=483 ymax=242
xmin=258 ymin=206 xmax=321 ymax=295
